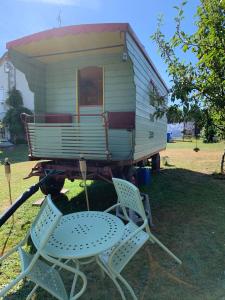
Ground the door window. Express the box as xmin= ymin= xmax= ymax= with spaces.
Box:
xmin=78 ymin=67 xmax=103 ymax=106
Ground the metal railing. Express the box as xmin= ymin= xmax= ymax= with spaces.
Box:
xmin=21 ymin=113 xmax=110 ymax=161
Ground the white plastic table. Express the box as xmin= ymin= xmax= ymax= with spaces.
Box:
xmin=44 ymin=211 xmax=125 ymax=259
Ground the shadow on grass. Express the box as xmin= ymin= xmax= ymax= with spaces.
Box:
xmin=0 ymin=145 xmax=29 ymax=164
xmin=163 ymin=162 xmax=175 ymax=167
xmin=2 ymin=167 xmax=225 ymax=300
xmin=53 ymin=180 xmax=117 ymax=215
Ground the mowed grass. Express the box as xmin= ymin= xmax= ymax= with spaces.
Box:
xmin=163 ymin=140 xmax=225 ymax=174
xmin=0 ymin=141 xmax=225 ymax=299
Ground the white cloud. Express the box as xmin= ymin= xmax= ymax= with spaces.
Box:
xmin=19 ymin=0 xmax=100 ymax=8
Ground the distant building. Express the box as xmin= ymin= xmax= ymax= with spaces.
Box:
xmin=0 ymin=52 xmax=34 ymax=141
xmin=167 ymin=122 xmax=195 ymax=139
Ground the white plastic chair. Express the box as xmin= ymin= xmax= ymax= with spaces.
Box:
xmin=0 ymin=195 xmax=87 ymax=300
xmin=97 ymin=178 xmax=182 ymax=300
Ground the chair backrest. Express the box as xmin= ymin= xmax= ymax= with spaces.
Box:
xmin=112 ymin=178 xmax=147 ymax=221
xmin=30 ymin=195 xmax=63 ymax=252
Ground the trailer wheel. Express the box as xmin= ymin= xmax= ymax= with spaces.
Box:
xmin=151 ymin=153 xmax=160 ymax=173
xmin=39 ymin=176 xmax=65 ymax=195
xmin=124 ymin=166 xmax=137 ymax=185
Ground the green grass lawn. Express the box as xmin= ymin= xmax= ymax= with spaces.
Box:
xmin=167 ymin=139 xmax=224 ymax=151
xmin=0 ymin=141 xmax=225 ymax=299
xmin=164 ymin=140 xmax=225 ymax=174
xmin=0 ymin=144 xmax=29 ymax=164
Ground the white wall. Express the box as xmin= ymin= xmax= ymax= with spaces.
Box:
xmin=0 ymin=63 xmax=8 ymax=120
xmin=126 ymin=33 xmax=168 ymax=161
xmin=15 ymin=69 xmax=34 ymax=111
xmin=0 ymin=58 xmax=34 ymax=121
xmin=0 ymin=57 xmax=34 ymax=141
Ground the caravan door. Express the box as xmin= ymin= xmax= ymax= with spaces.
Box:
xmin=76 ymin=66 xmax=106 ymax=160
xmin=77 ymin=66 xmax=103 ymax=119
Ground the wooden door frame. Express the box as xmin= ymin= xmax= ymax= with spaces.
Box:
xmin=75 ymin=66 xmax=105 ymax=123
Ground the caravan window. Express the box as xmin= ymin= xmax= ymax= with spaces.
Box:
xmin=78 ymin=67 xmax=103 ymax=106
xmin=149 ymin=80 xmax=158 ymax=106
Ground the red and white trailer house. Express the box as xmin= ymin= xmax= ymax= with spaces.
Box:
xmin=6 ymin=23 xmax=168 ymax=193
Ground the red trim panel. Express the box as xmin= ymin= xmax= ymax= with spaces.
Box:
xmin=108 ymin=111 xmax=135 ymax=129
xmin=45 ymin=114 xmax=72 ymax=123
xmin=6 ymin=23 xmax=129 ymax=49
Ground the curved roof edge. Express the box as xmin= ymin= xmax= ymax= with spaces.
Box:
xmin=6 ymin=23 xmax=169 ymax=92
xmin=0 ymin=52 xmax=8 ymax=67
xmin=6 ymin=23 xmax=129 ymax=49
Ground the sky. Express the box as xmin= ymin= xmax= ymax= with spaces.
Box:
xmin=0 ymin=0 xmax=200 ymax=87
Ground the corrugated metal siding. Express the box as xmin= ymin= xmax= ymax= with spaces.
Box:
xmin=46 ymin=67 xmax=75 ymax=114
xmin=108 ymin=129 xmax=133 ymax=160
xmin=28 ymin=122 xmax=108 ymax=160
xmin=79 ymin=109 xmax=132 ymax=160
xmin=45 ymin=52 xmax=135 ymax=161
xmin=79 ymin=106 xmax=102 ymax=124
xmin=45 ymin=52 xmax=135 ymax=113
xmin=126 ymin=33 xmax=167 ymax=161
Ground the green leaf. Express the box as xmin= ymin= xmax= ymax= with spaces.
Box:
xmin=179 ymin=9 xmax=184 ymax=16
xmin=150 ymin=0 xmax=225 ymax=129
xmin=183 ymin=44 xmax=189 ymax=52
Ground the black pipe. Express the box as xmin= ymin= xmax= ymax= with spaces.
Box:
xmin=0 ymin=170 xmax=63 ymax=227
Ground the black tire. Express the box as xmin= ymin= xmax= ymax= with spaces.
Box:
xmin=123 ymin=166 xmax=137 ymax=185
xmin=151 ymin=153 xmax=160 ymax=172
xmin=39 ymin=176 xmax=65 ymax=195
xmin=112 ymin=166 xmax=124 ymax=179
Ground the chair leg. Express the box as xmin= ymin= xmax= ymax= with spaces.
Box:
xmin=70 ymin=260 xmax=81 ymax=299
xmin=70 ymin=269 xmax=87 ymax=300
xmin=117 ymin=273 xmax=138 ymax=300
xmin=26 ymin=284 xmax=39 ymax=300
xmin=148 ymin=235 xmax=155 ymax=244
xmin=96 ymin=258 xmax=126 ymax=300
xmin=148 ymin=233 xmax=182 ymax=264
xmin=100 ymin=265 xmax=106 ymax=279
xmin=71 ymin=274 xmax=78 ymax=296
xmin=70 ymin=272 xmax=79 ymax=299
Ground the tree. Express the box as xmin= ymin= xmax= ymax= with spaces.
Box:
xmin=166 ymin=105 xmax=183 ymax=124
xmin=151 ymin=0 xmax=225 ymax=172
xmin=6 ymin=87 xmax=23 ymax=107
xmin=3 ymin=88 xmax=32 ymax=144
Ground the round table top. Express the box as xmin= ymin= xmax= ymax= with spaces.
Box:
xmin=44 ymin=211 xmax=125 ymax=259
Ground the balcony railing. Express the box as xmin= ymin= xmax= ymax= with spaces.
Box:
xmin=21 ymin=113 xmax=110 ymax=161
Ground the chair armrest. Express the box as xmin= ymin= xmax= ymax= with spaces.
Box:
xmin=104 ymin=203 xmax=120 ymax=213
